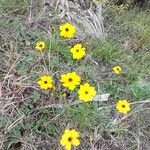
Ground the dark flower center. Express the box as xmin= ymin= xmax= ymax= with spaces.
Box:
xmin=76 ymin=49 xmax=79 ymax=52
xmin=116 ymin=68 xmax=120 ymax=71
xmin=85 ymin=91 xmax=88 ymax=94
xmin=44 ymin=81 xmax=48 ymax=84
xmin=68 ymin=78 xmax=73 ymax=82
xmin=68 ymin=137 xmax=72 ymax=142
xmin=122 ymin=104 xmax=125 ymax=108
xmin=39 ymin=44 xmax=43 ymax=47
xmin=65 ymin=28 xmax=69 ymax=32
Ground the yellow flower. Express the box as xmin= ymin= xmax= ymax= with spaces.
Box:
xmin=59 ymin=23 xmax=75 ymax=38
xmin=60 ymin=72 xmax=81 ymax=90
xmin=116 ymin=99 xmax=130 ymax=114
xmin=60 ymin=129 xmax=80 ymax=150
xmin=70 ymin=44 xmax=86 ymax=60
xmin=78 ymin=83 xmax=96 ymax=102
xmin=35 ymin=41 xmax=45 ymax=51
xmin=37 ymin=75 xmax=53 ymax=90
xmin=112 ymin=65 xmax=122 ymax=74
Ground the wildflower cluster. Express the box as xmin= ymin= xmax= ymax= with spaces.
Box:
xmin=36 ymin=23 xmax=96 ymax=103
xmin=35 ymin=23 xmax=131 ymax=150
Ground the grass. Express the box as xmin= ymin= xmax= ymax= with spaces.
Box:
xmin=0 ymin=0 xmax=150 ymax=150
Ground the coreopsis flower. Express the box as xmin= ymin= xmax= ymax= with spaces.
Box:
xmin=60 ymin=129 xmax=80 ymax=150
xmin=112 ymin=65 xmax=122 ymax=74
xmin=116 ymin=99 xmax=130 ymax=114
xmin=35 ymin=40 xmax=45 ymax=51
xmin=37 ymin=75 xmax=53 ymax=90
xmin=59 ymin=23 xmax=75 ymax=38
xmin=78 ymin=83 xmax=96 ymax=102
xmin=70 ymin=44 xmax=86 ymax=60
xmin=60 ymin=72 xmax=81 ymax=90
